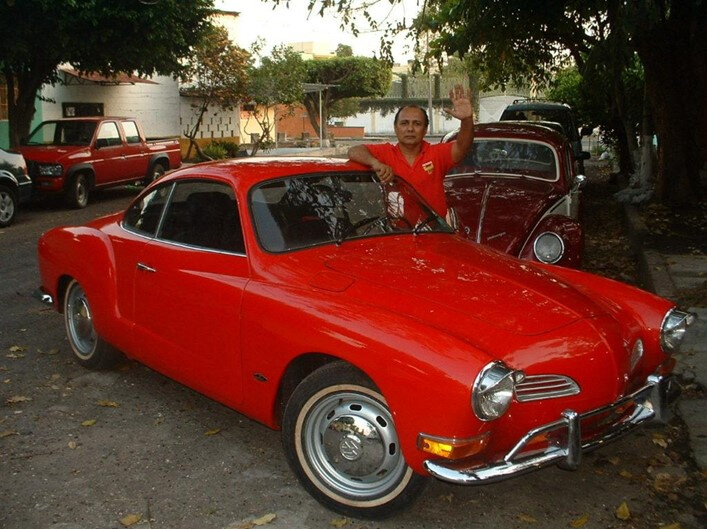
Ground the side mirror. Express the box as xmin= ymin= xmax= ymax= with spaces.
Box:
xmin=580 ymin=126 xmax=593 ymax=137
xmin=95 ymin=138 xmax=109 ymax=149
xmin=577 ymin=151 xmax=590 ymax=161
xmin=573 ymin=174 xmax=587 ymax=190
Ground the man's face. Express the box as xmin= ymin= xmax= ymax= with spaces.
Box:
xmin=394 ymin=107 xmax=428 ymax=147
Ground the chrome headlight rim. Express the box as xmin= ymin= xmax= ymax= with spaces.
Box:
xmin=533 ymin=231 xmax=565 ymax=264
xmin=472 ymin=361 xmax=524 ymax=422
xmin=660 ymin=308 xmax=696 ymax=353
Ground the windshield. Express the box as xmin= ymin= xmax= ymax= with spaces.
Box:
xmin=250 ymin=171 xmax=453 ymax=252
xmin=448 ymin=139 xmax=558 ymax=181
xmin=24 ymin=121 xmax=97 ymax=146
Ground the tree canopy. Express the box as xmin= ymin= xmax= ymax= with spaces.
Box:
xmin=276 ymin=0 xmax=706 ymax=204
xmin=0 ymin=0 xmax=214 ymax=147
xmin=302 ymin=56 xmax=392 ymax=138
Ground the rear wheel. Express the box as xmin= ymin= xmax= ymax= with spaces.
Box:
xmin=66 ymin=173 xmax=90 ymax=208
xmin=144 ymin=162 xmax=166 ymax=185
xmin=282 ymin=362 xmax=426 ymax=518
xmin=0 ymin=184 xmax=17 ymax=227
xmin=64 ymin=280 xmax=119 ymax=369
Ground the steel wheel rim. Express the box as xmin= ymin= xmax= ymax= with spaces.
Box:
xmin=0 ymin=191 xmax=14 ymax=223
xmin=301 ymin=388 xmax=407 ymax=500
xmin=66 ymin=284 xmax=97 ymax=358
xmin=76 ymin=179 xmax=88 ymax=206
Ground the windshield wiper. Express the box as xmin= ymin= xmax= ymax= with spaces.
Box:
xmin=413 ymin=215 xmax=438 ymax=234
xmin=335 ymin=215 xmax=382 ymax=245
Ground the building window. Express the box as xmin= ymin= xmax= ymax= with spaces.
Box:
xmin=63 ymin=102 xmax=104 ymax=118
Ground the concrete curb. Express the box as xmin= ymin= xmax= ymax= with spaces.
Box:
xmin=622 ymin=201 xmax=706 ymax=471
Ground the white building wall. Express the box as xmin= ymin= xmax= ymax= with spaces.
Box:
xmin=180 ymin=97 xmax=240 ymax=141
xmin=39 ymin=75 xmax=181 ymax=138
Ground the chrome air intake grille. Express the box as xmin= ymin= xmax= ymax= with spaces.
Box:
xmin=515 ymin=374 xmax=580 ymax=402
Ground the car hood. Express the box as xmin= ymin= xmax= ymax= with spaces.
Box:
xmin=320 ymin=235 xmax=604 ymax=337
xmin=17 ymin=145 xmax=91 ymax=164
xmin=445 ymin=175 xmax=562 ymax=254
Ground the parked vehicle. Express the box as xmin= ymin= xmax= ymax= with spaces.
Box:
xmin=444 ymin=122 xmax=585 ymax=268
xmin=0 ymin=147 xmax=32 ymax=227
xmin=35 ymin=157 xmax=693 ymax=518
xmin=18 ymin=117 xmax=181 ymax=208
xmin=499 ymin=99 xmax=591 ymax=171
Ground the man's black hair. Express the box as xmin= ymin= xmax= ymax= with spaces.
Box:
xmin=394 ymin=105 xmax=429 ymax=128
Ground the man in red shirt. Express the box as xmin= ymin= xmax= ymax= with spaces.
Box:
xmin=348 ymin=84 xmax=474 ymax=219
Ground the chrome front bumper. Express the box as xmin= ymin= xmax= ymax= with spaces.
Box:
xmin=424 ymin=374 xmax=678 ymax=485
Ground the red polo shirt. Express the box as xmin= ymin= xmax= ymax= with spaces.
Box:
xmin=366 ymin=140 xmax=455 ymax=216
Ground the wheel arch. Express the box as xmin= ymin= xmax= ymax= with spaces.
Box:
xmin=65 ymin=163 xmax=95 ymax=190
xmin=147 ymin=154 xmax=170 ymax=175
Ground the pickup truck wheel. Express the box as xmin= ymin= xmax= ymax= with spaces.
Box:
xmin=66 ymin=174 xmax=90 ymax=209
xmin=0 ymin=184 xmax=17 ymax=227
xmin=145 ymin=162 xmax=166 ymax=185
xmin=282 ymin=362 xmax=426 ymax=518
xmin=64 ymin=280 xmax=120 ymax=369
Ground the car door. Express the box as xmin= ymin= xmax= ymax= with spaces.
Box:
xmin=131 ymin=179 xmax=249 ymax=406
xmin=119 ymin=120 xmax=150 ymax=179
xmin=93 ymin=120 xmax=126 ymax=185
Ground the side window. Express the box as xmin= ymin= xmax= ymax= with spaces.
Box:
xmin=96 ymin=122 xmax=122 ymax=148
xmin=122 ymin=121 xmax=141 ymax=144
xmin=123 ymin=184 xmax=173 ymax=236
xmin=158 ymin=180 xmax=244 ymax=254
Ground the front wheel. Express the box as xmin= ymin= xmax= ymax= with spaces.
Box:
xmin=282 ymin=362 xmax=426 ymax=518
xmin=0 ymin=184 xmax=17 ymax=227
xmin=65 ymin=173 xmax=89 ymax=208
xmin=64 ymin=280 xmax=119 ymax=369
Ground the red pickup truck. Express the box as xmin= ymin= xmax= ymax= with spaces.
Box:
xmin=19 ymin=117 xmax=182 ymax=208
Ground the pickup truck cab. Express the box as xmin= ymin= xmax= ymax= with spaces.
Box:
xmin=19 ymin=117 xmax=182 ymax=208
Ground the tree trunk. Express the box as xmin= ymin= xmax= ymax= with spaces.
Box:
xmin=4 ymin=66 xmax=45 ymax=147
xmin=634 ymin=3 xmax=705 ymax=205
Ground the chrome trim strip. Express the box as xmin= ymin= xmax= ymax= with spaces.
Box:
xmin=476 ymin=184 xmax=493 ymax=243
xmin=424 ymin=374 xmax=677 ymax=485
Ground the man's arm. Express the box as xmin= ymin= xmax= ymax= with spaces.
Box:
xmin=445 ymin=85 xmax=475 ymax=164
xmin=348 ymin=145 xmax=395 ymax=182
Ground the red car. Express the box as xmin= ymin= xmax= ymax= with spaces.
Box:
xmin=444 ymin=122 xmax=585 ymax=267
xmin=35 ymin=158 xmax=693 ymax=518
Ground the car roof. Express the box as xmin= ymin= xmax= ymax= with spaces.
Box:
xmin=444 ymin=121 xmax=568 ymax=146
xmin=160 ymin=157 xmax=371 ymax=190
xmin=504 ymin=100 xmax=572 ymax=111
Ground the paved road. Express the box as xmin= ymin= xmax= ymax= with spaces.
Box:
xmin=0 ymin=187 xmax=701 ymax=529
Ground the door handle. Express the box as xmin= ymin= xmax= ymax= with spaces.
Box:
xmin=136 ymin=262 xmax=157 ymax=273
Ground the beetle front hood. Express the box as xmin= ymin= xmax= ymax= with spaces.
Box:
xmin=445 ymin=175 xmax=562 ymax=254
xmin=322 ymin=235 xmax=605 ymax=336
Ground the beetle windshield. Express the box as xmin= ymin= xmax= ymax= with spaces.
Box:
xmin=250 ymin=171 xmax=453 ymax=252
xmin=448 ymin=139 xmax=559 ymax=181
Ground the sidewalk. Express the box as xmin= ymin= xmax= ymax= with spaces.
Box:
xmin=623 ymin=203 xmax=707 ymax=470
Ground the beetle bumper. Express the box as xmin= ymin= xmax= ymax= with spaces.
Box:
xmin=424 ymin=374 xmax=679 ymax=485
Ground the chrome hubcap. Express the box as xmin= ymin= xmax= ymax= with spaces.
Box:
xmin=66 ymin=285 xmax=96 ymax=358
xmin=302 ymin=389 xmax=407 ymax=499
xmin=0 ymin=191 xmax=14 ymax=222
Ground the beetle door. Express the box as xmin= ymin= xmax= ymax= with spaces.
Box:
xmin=131 ymin=180 xmax=249 ymax=407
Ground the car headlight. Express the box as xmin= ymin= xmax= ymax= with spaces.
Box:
xmin=660 ymin=309 xmax=696 ymax=353
xmin=533 ymin=232 xmax=564 ymax=264
xmin=472 ymin=362 xmax=524 ymax=421
xmin=38 ymin=163 xmax=63 ymax=177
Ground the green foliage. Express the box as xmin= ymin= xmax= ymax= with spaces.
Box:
xmin=209 ymin=140 xmax=244 ymax=158
xmin=302 ymin=56 xmax=392 ymax=136
xmin=0 ymin=0 xmax=215 ymax=145
xmin=335 ymin=44 xmax=354 ymax=57
xmin=201 ymin=142 xmax=228 ymax=160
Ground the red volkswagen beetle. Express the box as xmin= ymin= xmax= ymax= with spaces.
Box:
xmin=35 ymin=157 xmax=693 ymax=518
xmin=444 ymin=122 xmax=585 ymax=267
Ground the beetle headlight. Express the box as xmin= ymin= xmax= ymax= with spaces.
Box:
xmin=472 ymin=362 xmax=524 ymax=421
xmin=660 ymin=309 xmax=696 ymax=353
xmin=533 ymin=232 xmax=564 ymax=264
xmin=37 ymin=163 xmax=63 ymax=177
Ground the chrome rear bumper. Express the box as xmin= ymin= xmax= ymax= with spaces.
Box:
xmin=424 ymin=374 xmax=678 ymax=485
xmin=33 ymin=288 xmax=54 ymax=306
